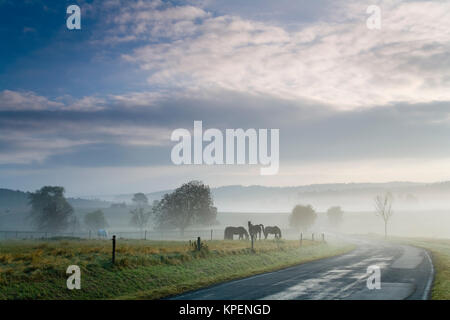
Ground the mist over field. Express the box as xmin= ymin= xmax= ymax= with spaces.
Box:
xmin=2 ymin=0 xmax=450 ymax=303
xmin=1 ymin=181 xmax=449 ymax=239
xmin=1 ymin=0 xmax=450 ymax=242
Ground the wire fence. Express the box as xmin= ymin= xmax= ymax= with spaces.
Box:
xmin=0 ymin=228 xmax=328 ymax=242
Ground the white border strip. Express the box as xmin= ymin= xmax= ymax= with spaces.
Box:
xmin=422 ymin=250 xmax=435 ymax=300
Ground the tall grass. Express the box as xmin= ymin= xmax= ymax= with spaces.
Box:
xmin=0 ymin=239 xmax=353 ymax=299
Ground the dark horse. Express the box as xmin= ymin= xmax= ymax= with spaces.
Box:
xmin=224 ymin=226 xmax=249 ymax=240
xmin=248 ymin=221 xmax=264 ymax=240
xmin=263 ymin=226 xmax=282 ymax=239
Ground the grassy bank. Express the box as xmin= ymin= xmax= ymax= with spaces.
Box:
xmin=393 ymin=237 xmax=450 ymax=300
xmin=0 ymin=239 xmax=353 ymax=300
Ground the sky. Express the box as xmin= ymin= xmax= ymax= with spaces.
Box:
xmin=1 ymin=0 xmax=450 ymax=196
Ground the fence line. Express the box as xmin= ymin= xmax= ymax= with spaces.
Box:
xmin=0 ymin=229 xmax=327 ymax=241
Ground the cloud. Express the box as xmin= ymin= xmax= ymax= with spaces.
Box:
xmin=112 ymin=0 xmax=450 ymax=109
xmin=0 ymin=90 xmax=107 ymax=111
xmin=1 ymin=87 xmax=450 ymax=168
xmin=2 ymin=0 xmax=450 ymax=192
xmin=97 ymin=0 xmax=210 ymax=43
xmin=0 ymin=90 xmax=64 ymax=111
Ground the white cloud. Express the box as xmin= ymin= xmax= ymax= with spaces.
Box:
xmin=110 ymin=91 xmax=165 ymax=107
xmin=0 ymin=90 xmax=64 ymax=111
xmin=0 ymin=90 xmax=106 ymax=111
xmin=116 ymin=0 xmax=450 ymax=109
xmin=99 ymin=0 xmax=210 ymax=43
xmin=0 ymin=132 xmax=96 ymax=165
xmin=94 ymin=125 xmax=172 ymax=146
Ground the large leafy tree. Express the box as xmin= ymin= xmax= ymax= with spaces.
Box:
xmin=153 ymin=181 xmax=217 ymax=234
xmin=28 ymin=186 xmax=74 ymax=232
xmin=84 ymin=209 xmax=108 ymax=231
xmin=289 ymin=204 xmax=317 ymax=232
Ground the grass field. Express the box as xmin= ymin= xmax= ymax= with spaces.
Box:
xmin=392 ymin=237 xmax=450 ymax=300
xmin=0 ymin=238 xmax=353 ymax=300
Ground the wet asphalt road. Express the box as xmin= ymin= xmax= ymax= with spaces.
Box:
xmin=170 ymin=237 xmax=434 ymax=300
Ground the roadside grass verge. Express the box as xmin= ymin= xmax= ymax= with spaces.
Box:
xmin=391 ymin=237 xmax=450 ymax=300
xmin=0 ymin=239 xmax=354 ymax=300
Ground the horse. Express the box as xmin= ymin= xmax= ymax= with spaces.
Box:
xmin=248 ymin=221 xmax=264 ymax=240
xmin=97 ymin=229 xmax=108 ymax=239
xmin=224 ymin=226 xmax=249 ymax=240
xmin=263 ymin=226 xmax=282 ymax=239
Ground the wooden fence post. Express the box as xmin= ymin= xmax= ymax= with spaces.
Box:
xmin=197 ymin=237 xmax=201 ymax=251
xmin=312 ymin=233 xmax=314 ymax=241
xmin=210 ymin=229 xmax=213 ymax=241
xmin=251 ymin=235 xmax=255 ymax=252
xmin=144 ymin=230 xmax=147 ymax=240
xmin=322 ymin=233 xmax=325 ymax=242
xmin=300 ymin=232 xmax=303 ymax=247
xmin=112 ymin=235 xmax=116 ymax=264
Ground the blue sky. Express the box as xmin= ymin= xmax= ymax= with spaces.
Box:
xmin=1 ymin=0 xmax=450 ymax=196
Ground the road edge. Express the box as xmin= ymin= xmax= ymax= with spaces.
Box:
xmin=422 ymin=249 xmax=435 ymax=300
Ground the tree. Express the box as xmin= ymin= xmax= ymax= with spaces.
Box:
xmin=374 ymin=192 xmax=394 ymax=239
xmin=129 ymin=207 xmax=150 ymax=232
xmin=327 ymin=206 xmax=344 ymax=228
xmin=69 ymin=215 xmax=81 ymax=233
xmin=129 ymin=192 xmax=150 ymax=231
xmin=28 ymin=186 xmax=74 ymax=232
xmin=84 ymin=210 xmax=108 ymax=231
xmin=152 ymin=181 xmax=217 ymax=235
xmin=132 ymin=193 xmax=148 ymax=207
xmin=289 ymin=204 xmax=317 ymax=231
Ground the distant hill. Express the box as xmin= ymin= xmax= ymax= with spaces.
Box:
xmin=4 ymin=181 xmax=450 ymax=214
xmin=0 ymin=189 xmax=30 ymax=209
xmin=103 ymin=181 xmax=450 ymax=212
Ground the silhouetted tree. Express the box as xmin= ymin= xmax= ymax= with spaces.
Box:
xmin=132 ymin=193 xmax=148 ymax=207
xmin=289 ymin=204 xmax=317 ymax=231
xmin=129 ymin=192 xmax=150 ymax=231
xmin=327 ymin=206 xmax=344 ymax=228
xmin=28 ymin=186 xmax=74 ymax=232
xmin=69 ymin=215 xmax=81 ymax=233
xmin=152 ymin=181 xmax=217 ymax=235
xmin=84 ymin=209 xmax=108 ymax=231
xmin=129 ymin=207 xmax=151 ymax=232
xmin=374 ymin=192 xmax=394 ymax=239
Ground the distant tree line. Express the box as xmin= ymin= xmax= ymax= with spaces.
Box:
xmin=28 ymin=180 xmax=218 ymax=234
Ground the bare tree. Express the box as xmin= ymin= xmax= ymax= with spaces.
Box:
xmin=129 ymin=192 xmax=150 ymax=233
xmin=374 ymin=192 xmax=394 ymax=239
xmin=129 ymin=207 xmax=150 ymax=232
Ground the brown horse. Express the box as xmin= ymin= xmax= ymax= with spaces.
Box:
xmin=224 ymin=226 xmax=249 ymax=240
xmin=263 ymin=226 xmax=282 ymax=239
xmin=248 ymin=221 xmax=264 ymax=240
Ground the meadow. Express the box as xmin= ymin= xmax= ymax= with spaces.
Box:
xmin=0 ymin=238 xmax=353 ymax=300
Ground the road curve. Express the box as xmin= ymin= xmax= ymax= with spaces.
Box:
xmin=170 ymin=237 xmax=434 ymax=300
